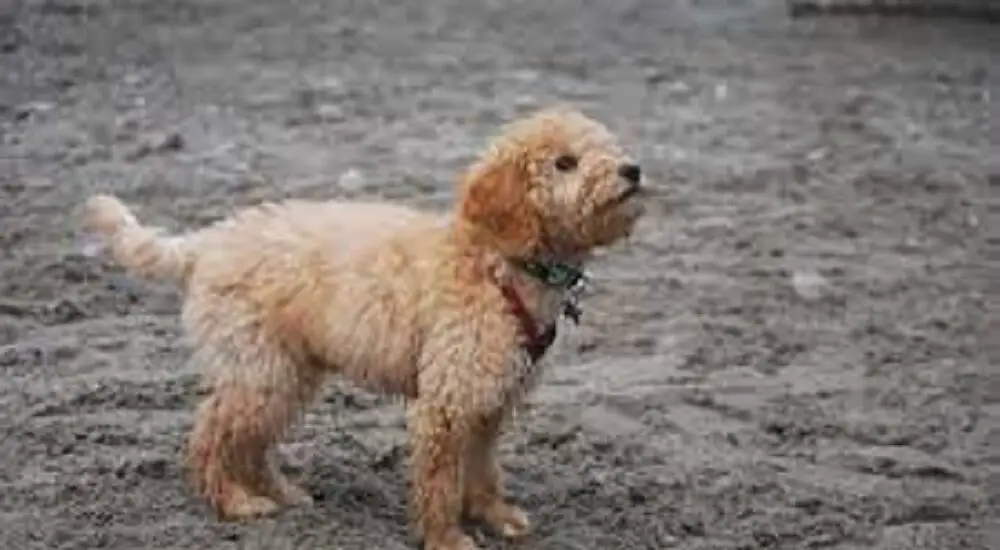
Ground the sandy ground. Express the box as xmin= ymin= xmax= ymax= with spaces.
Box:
xmin=1 ymin=1 xmax=996 ymax=549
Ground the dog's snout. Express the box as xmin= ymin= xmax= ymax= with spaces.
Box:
xmin=617 ymin=163 xmax=641 ymax=186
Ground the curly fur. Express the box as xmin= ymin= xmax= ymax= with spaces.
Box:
xmin=80 ymin=106 xmax=646 ymax=550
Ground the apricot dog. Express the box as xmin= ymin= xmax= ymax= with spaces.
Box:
xmin=80 ymin=106 xmax=646 ymax=550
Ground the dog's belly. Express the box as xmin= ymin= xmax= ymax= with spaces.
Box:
xmin=315 ymin=292 xmax=422 ymax=399
xmin=271 ymin=247 xmax=427 ymax=400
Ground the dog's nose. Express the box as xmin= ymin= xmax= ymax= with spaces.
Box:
xmin=617 ymin=163 xmax=641 ymax=186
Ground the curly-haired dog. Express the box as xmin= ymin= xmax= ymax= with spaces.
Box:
xmin=80 ymin=106 xmax=646 ymax=550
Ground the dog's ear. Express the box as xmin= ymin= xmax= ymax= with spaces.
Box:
xmin=457 ymin=155 xmax=541 ymax=257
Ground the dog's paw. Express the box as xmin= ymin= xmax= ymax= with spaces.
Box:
xmin=495 ymin=503 xmax=531 ymax=539
xmin=221 ymin=495 xmax=281 ymax=520
xmin=473 ymin=501 xmax=531 ymax=539
xmin=422 ymin=530 xmax=480 ymax=550
xmin=277 ymin=482 xmax=314 ymax=507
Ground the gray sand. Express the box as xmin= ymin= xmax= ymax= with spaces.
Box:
xmin=1 ymin=1 xmax=995 ymax=549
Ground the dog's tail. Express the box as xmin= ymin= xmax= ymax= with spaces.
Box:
xmin=80 ymin=194 xmax=196 ymax=284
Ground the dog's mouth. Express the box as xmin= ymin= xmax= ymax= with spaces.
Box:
xmin=596 ymin=184 xmax=642 ymax=214
xmin=614 ymin=185 xmax=641 ymax=204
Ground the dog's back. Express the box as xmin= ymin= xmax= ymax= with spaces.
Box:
xmin=83 ymin=195 xmax=441 ymax=289
xmin=84 ymin=195 xmax=446 ymax=397
xmin=187 ymin=199 xmax=442 ymax=288
xmin=180 ymin=199 xmax=446 ymax=397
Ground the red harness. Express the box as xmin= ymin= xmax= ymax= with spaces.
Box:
xmin=498 ymin=281 xmax=557 ymax=363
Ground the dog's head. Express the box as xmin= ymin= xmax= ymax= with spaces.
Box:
xmin=456 ymin=106 xmax=646 ymax=260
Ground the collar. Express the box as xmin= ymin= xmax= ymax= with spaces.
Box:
xmin=495 ymin=257 xmax=590 ymax=363
xmin=509 ymin=258 xmax=587 ymax=291
xmin=497 ymin=279 xmax=557 ymax=363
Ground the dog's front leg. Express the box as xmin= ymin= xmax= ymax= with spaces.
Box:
xmin=407 ymin=321 xmax=523 ymax=550
xmin=463 ymin=411 xmax=530 ymax=539
xmin=407 ymin=398 xmax=477 ymax=550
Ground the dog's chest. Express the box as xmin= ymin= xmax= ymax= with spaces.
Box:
xmin=505 ymin=321 xmax=558 ymax=404
xmin=522 ymin=323 xmax=557 ymax=364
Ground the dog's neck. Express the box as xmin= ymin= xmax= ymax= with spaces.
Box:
xmin=499 ymin=260 xmax=570 ymax=330
xmin=449 ymin=216 xmax=587 ymax=272
xmin=450 ymin=216 xmax=588 ymax=325
xmin=497 ymin=248 xmax=590 ymax=331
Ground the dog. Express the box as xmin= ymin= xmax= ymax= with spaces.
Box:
xmin=80 ymin=105 xmax=646 ymax=550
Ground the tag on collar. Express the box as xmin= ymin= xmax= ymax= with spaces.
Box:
xmin=562 ymin=299 xmax=583 ymax=325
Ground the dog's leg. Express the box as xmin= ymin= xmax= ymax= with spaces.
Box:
xmin=187 ymin=387 xmax=279 ymax=519
xmin=463 ymin=411 xmax=530 ymax=539
xmin=186 ymin=349 xmax=320 ymax=521
xmin=407 ymin=400 xmax=479 ymax=550
xmin=266 ymin=447 xmax=315 ymax=507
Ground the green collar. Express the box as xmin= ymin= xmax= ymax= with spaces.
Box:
xmin=510 ymin=258 xmax=587 ymax=290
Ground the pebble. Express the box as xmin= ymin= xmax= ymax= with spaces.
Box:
xmin=14 ymin=101 xmax=55 ymax=121
xmin=791 ymin=270 xmax=829 ymax=301
xmin=337 ymin=168 xmax=367 ymax=192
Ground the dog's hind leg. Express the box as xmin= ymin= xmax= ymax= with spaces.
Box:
xmin=185 ymin=339 xmax=322 ymax=520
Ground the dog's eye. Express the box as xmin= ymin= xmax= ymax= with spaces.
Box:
xmin=554 ymin=155 xmax=578 ymax=172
